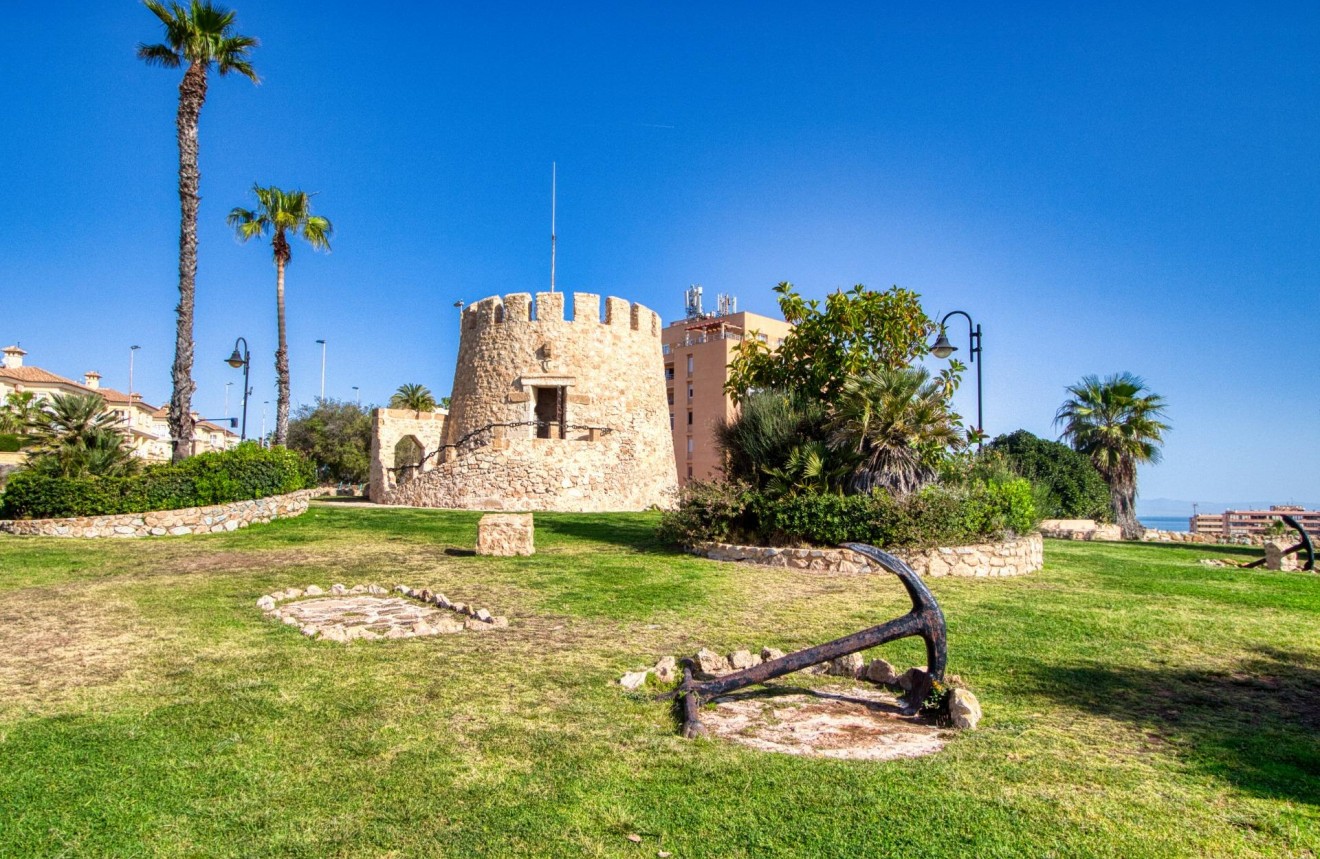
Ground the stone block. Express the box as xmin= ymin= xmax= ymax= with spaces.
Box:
xmin=1264 ymin=540 xmax=1299 ymax=571
xmin=476 ymin=513 xmax=535 ymax=556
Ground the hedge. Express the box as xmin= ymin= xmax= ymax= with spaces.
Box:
xmin=0 ymin=443 xmax=315 ymax=520
xmin=658 ymin=478 xmax=1038 ymax=550
xmin=0 ymin=434 xmax=22 ymax=453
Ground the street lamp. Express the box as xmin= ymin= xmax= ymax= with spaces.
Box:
xmin=225 ymin=337 xmax=251 ymax=441
xmin=352 ymin=385 xmax=360 ymax=405
xmin=930 ymin=310 xmax=983 ymax=442
xmin=315 ymin=338 xmax=327 ymax=401
xmin=224 ymin=381 xmax=233 ymax=416
xmin=128 ymin=345 xmax=141 ymax=397
xmin=261 ymin=400 xmax=269 ymax=446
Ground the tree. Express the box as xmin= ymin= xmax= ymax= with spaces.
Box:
xmin=1055 ymin=373 xmax=1170 ymax=539
xmin=286 ymin=399 xmax=371 ymax=483
xmin=0 ymin=392 xmax=41 ymax=435
xmin=139 ymin=1 xmax=258 ymax=462
xmin=986 ymin=430 xmax=1111 ymax=521
xmin=24 ymin=393 xmax=139 ymax=478
xmin=828 ymin=366 xmax=965 ymax=496
xmin=227 ymin=185 xmax=333 ymax=446
xmin=389 ymin=384 xmax=437 ymax=414
xmin=716 ymin=390 xmax=835 ymax=492
xmin=726 ymin=282 xmax=946 ymax=403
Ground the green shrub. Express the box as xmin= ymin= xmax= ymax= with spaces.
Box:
xmin=987 ymin=430 xmax=1111 ymax=521
xmin=659 ymin=477 xmax=1038 ymax=550
xmin=0 ymin=434 xmax=20 ymax=453
xmin=0 ymin=443 xmax=314 ymax=520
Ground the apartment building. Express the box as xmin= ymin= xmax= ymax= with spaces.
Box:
xmin=661 ymin=290 xmax=793 ymax=486
xmin=1190 ymin=505 xmax=1320 ymax=537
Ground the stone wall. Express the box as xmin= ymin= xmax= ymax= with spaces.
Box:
xmin=693 ymin=533 xmax=1043 ymax=578
xmin=0 ymin=489 xmax=322 ymax=538
xmin=367 ymin=408 xmax=449 ymax=501
xmin=1040 ymin=518 xmax=1266 ymax=546
xmin=373 ymin=291 xmax=678 ymax=511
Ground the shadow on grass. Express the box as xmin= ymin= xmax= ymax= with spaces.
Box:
xmin=1026 ymin=647 xmax=1320 ymax=805
xmin=537 ymin=514 xmax=683 ymax=554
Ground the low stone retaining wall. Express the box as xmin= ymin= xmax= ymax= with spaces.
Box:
xmin=1039 ymin=518 xmax=1264 ymax=546
xmin=0 ymin=489 xmax=323 ymax=538
xmin=693 ymin=532 xmax=1043 ymax=578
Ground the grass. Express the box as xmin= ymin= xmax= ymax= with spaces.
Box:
xmin=0 ymin=505 xmax=1317 ymax=857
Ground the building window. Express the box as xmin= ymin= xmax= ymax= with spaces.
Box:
xmin=687 ymin=384 xmax=693 ymax=401
xmin=687 ymin=411 xmax=693 ymax=426
xmin=670 ymin=413 xmax=674 ymax=429
xmin=686 ymin=437 xmax=694 ymax=456
xmin=686 ymin=465 xmax=693 ymax=479
xmin=667 ymin=390 xmax=674 ymax=405
xmin=686 ymin=355 xmax=694 ymax=375
xmin=665 ymin=366 xmax=674 ymax=381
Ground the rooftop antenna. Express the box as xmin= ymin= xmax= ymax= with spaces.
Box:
xmin=550 ymin=162 xmax=557 ymax=293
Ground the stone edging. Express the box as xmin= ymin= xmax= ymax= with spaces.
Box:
xmin=692 ymin=532 xmax=1043 ymax=578
xmin=259 ymin=582 xmax=509 ymax=642
xmin=0 ymin=488 xmax=323 ymax=538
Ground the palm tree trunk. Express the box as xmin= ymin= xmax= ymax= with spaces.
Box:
xmin=274 ymin=256 xmax=290 ymax=446
xmin=1112 ymin=478 xmax=1142 ymax=540
xmin=168 ymin=61 xmax=208 ymax=462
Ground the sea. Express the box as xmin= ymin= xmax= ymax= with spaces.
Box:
xmin=1137 ymin=515 xmax=1190 ymax=532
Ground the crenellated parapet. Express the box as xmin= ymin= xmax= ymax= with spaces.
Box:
xmin=462 ymin=292 xmax=661 ymax=338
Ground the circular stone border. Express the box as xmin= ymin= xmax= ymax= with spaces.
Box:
xmin=256 ymin=583 xmax=509 ymax=642
xmin=691 ymin=533 xmax=1043 ymax=578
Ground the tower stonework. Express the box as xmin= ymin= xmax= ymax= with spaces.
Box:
xmin=369 ymin=291 xmax=678 ymax=512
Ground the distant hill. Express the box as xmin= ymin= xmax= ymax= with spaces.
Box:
xmin=1138 ymin=497 xmax=1320 ymax=517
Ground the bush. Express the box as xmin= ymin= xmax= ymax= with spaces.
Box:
xmin=0 ymin=434 xmax=21 ymax=453
xmin=0 ymin=443 xmax=315 ymax=520
xmin=659 ymin=478 xmax=1038 ymax=550
xmin=987 ymin=430 xmax=1111 ymax=521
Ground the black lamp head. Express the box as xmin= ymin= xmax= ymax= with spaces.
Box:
xmin=931 ymin=330 xmax=957 ymax=359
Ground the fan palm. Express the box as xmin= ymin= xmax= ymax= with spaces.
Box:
xmin=25 ymin=393 xmax=140 ymax=478
xmin=828 ymin=367 xmax=964 ymax=496
xmin=389 ymin=384 xmax=438 ymax=415
xmin=227 ymin=185 xmax=333 ymax=446
xmin=139 ymin=0 xmax=258 ymax=461
xmin=1054 ymin=372 xmax=1169 ymax=539
xmin=0 ymin=392 xmax=41 ymax=435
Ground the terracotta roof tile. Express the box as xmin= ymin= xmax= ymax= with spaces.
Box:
xmin=0 ymin=366 xmax=82 ymax=386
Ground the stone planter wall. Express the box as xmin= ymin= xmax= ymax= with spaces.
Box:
xmin=0 ymin=488 xmax=323 ymax=538
xmin=693 ymin=532 xmax=1043 ymax=578
xmin=1040 ymin=518 xmax=1266 ymax=546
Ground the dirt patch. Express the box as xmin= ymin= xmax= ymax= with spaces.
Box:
xmin=702 ymin=684 xmax=948 ymax=760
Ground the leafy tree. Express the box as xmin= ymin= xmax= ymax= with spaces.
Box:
xmin=24 ymin=393 xmax=139 ymax=478
xmin=1055 ymin=373 xmax=1170 ymax=539
xmin=986 ymin=430 xmax=1111 ymax=521
xmin=286 ymin=399 xmax=371 ymax=483
xmin=389 ymin=383 xmax=437 ymax=414
xmin=828 ymin=366 xmax=965 ymax=496
xmin=0 ymin=392 xmax=41 ymax=435
xmin=726 ymin=282 xmax=950 ymax=402
xmin=139 ymin=1 xmax=258 ymax=461
xmin=228 ymin=185 xmax=333 ymax=447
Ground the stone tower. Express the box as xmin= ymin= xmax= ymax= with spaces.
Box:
xmin=370 ymin=291 xmax=678 ymax=512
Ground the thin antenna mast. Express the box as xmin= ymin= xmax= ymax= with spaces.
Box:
xmin=550 ymin=162 xmax=557 ymax=293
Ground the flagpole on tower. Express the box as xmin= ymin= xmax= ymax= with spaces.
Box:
xmin=550 ymin=162 xmax=557 ymax=293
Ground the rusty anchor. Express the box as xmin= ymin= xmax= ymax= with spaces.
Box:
xmin=676 ymin=543 xmax=948 ymax=739
xmin=1242 ymin=514 xmax=1315 ymax=571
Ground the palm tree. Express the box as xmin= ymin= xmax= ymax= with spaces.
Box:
xmin=139 ymin=1 xmax=258 ymax=462
xmin=227 ymin=185 xmax=333 ymax=446
xmin=389 ymin=384 xmax=437 ymax=415
xmin=25 ymin=393 xmax=140 ymax=478
xmin=828 ymin=366 xmax=964 ymax=496
xmin=0 ymin=392 xmax=41 ymax=435
xmin=1054 ymin=373 xmax=1170 ymax=539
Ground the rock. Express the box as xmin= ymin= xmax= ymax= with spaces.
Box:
xmin=693 ymin=648 xmax=730 ymax=679
xmin=358 ymin=629 xmax=381 ymax=641
xmin=282 ymin=616 xmax=299 ymax=626
xmin=619 ymin=670 xmax=650 ymax=690
xmin=464 ymin=619 xmax=491 ymax=631
xmin=418 ymin=588 xmax=431 ymax=601
xmin=897 ymin=667 xmax=928 ymax=692
xmin=321 ymin=627 xmax=349 ymax=643
xmin=412 ymin=622 xmax=437 ymax=636
xmin=300 ymin=624 xmax=318 ymax=637
xmin=654 ymin=655 xmax=677 ymax=683
xmin=475 ymin=608 xmax=493 ymax=622
xmin=331 ymin=583 xmax=348 ymax=595
xmin=351 ymin=584 xmax=368 ymax=594
xmin=863 ymin=658 xmax=899 ymax=685
xmin=761 ymin=647 xmax=786 ymax=662
xmin=367 ymin=584 xmax=387 ymax=595
xmin=476 ymin=513 xmax=535 ymax=556
xmin=826 ymin=653 xmax=865 ymax=677
xmin=948 ymin=688 xmax=982 ymax=729
xmin=1265 ymin=540 xmax=1299 ymax=571
xmin=489 ymin=616 xmax=509 ymax=629
xmin=394 ymin=584 xmax=409 ymax=594
xmin=433 ymin=593 xmax=452 ymax=608
xmin=384 ymin=627 xmax=411 ymax=639
xmin=304 ymin=585 xmax=324 ymax=596
xmin=452 ymin=602 xmax=467 ymax=615
xmin=256 ymin=596 xmax=276 ymax=611
xmin=728 ymin=649 xmax=758 ymax=670
xmin=434 ymin=618 xmax=465 ymax=634
xmin=285 ymin=588 xmax=304 ymax=600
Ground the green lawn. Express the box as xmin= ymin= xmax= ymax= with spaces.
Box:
xmin=1 ymin=505 xmax=1316 ymax=858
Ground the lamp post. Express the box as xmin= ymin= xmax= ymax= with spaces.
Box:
xmin=352 ymin=385 xmax=360 ymax=405
xmin=315 ymin=338 xmax=327 ymax=401
xmin=224 ymin=381 xmax=233 ymax=416
xmin=128 ymin=345 xmax=141 ymax=397
xmin=225 ymin=337 xmax=251 ymax=441
xmin=930 ymin=310 xmax=983 ymax=443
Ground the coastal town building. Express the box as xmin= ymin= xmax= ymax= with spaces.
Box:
xmin=369 ymin=291 xmax=678 ymax=511
xmin=660 ymin=288 xmax=793 ymax=486
xmin=1190 ymin=505 xmax=1320 ymax=537
xmin=0 ymin=344 xmax=238 ymax=461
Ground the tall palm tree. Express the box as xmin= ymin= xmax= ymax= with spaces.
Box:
xmin=828 ymin=366 xmax=964 ymax=496
xmin=227 ymin=185 xmax=333 ymax=446
xmin=138 ymin=1 xmax=258 ymax=462
xmin=1054 ymin=372 xmax=1170 ymax=539
xmin=389 ymin=384 xmax=437 ymax=415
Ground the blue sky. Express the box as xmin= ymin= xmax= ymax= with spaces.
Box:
xmin=2 ymin=3 xmax=1316 ymax=508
